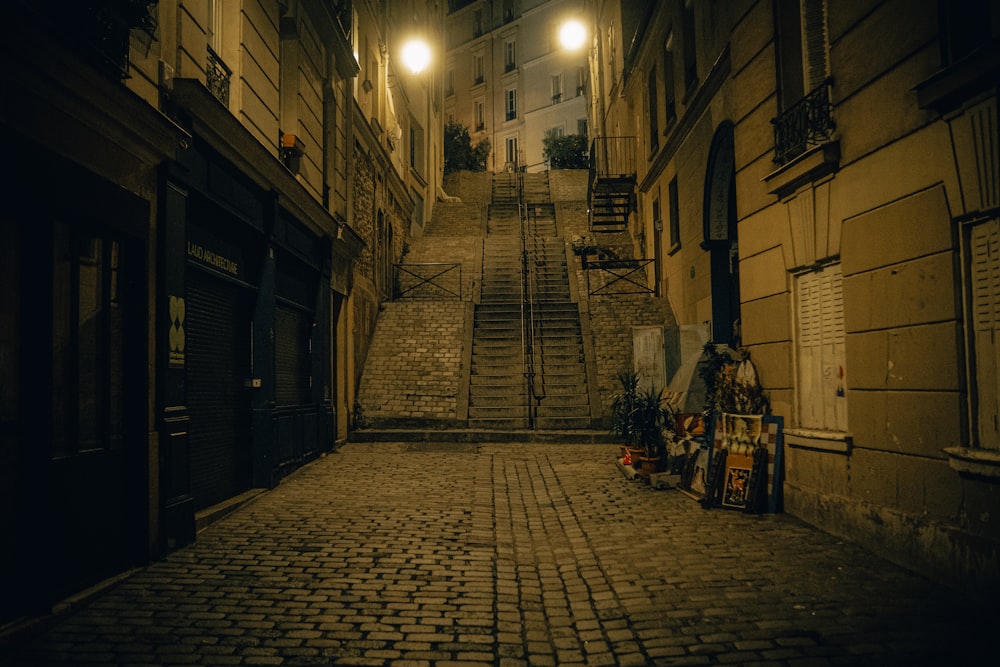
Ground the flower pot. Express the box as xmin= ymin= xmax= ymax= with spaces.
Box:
xmin=638 ymin=455 xmax=665 ymax=478
xmin=626 ymin=447 xmax=645 ymax=469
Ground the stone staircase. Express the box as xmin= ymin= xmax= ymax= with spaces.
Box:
xmin=353 ymin=170 xmax=618 ymax=443
xmin=468 ymin=178 xmax=528 ymax=427
xmin=467 ymin=172 xmax=594 ymax=430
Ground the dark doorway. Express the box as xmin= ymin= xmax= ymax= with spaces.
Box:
xmin=703 ymin=122 xmax=741 ymax=346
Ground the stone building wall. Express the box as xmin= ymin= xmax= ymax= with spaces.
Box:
xmin=355 ymin=300 xmax=467 ymax=425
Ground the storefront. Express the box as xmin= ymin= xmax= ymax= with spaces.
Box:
xmin=160 ymin=136 xmax=334 ymax=547
xmin=2 ymin=138 xmax=158 ymax=622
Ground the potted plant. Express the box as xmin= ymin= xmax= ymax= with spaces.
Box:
xmin=609 ymin=369 xmax=645 ymax=467
xmin=610 ymin=370 xmax=684 ymax=480
xmin=634 ymin=386 xmax=672 ymax=478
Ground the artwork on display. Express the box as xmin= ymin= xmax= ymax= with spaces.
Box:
xmin=721 ymin=456 xmax=753 ymax=509
xmin=687 ymin=414 xmax=784 ymax=512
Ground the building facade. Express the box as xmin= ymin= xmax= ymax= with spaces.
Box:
xmin=0 ymin=0 xmax=441 ymax=626
xmin=445 ymin=0 xmax=590 ymax=172
xmin=589 ymin=0 xmax=999 ymax=590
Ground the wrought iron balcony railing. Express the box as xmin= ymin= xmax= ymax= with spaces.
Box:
xmin=589 ymin=136 xmax=636 ymax=180
xmin=771 ymin=79 xmax=835 ymax=165
xmin=206 ymin=46 xmax=231 ymax=107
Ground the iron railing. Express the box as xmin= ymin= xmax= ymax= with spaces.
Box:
xmin=206 ymin=46 xmax=231 ymax=107
xmin=771 ymin=79 xmax=835 ymax=165
xmin=517 ymin=171 xmax=545 ymax=428
xmin=585 ymin=258 xmax=655 ymax=297
xmin=393 ymin=263 xmax=463 ymax=300
xmin=589 ymin=136 xmax=637 ymax=180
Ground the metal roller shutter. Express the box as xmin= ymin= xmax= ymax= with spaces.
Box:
xmin=186 ymin=269 xmax=252 ymax=510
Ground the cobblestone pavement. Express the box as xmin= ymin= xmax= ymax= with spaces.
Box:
xmin=2 ymin=443 xmax=994 ymax=666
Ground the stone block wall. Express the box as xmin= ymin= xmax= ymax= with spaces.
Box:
xmin=356 ymin=300 xmax=467 ymax=425
xmin=549 ymin=169 xmax=588 ymax=202
xmin=442 ymin=171 xmax=492 ymax=204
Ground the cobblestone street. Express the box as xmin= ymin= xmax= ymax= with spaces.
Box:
xmin=2 ymin=442 xmax=993 ymax=666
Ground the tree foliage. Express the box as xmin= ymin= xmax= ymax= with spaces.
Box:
xmin=443 ymin=120 xmax=490 ymax=174
xmin=542 ymin=131 xmax=589 ymax=169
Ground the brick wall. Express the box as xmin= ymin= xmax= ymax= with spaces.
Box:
xmin=356 ymin=300 xmax=467 ymax=425
xmin=442 ymin=171 xmax=492 ymax=204
xmin=549 ymin=169 xmax=588 ymax=202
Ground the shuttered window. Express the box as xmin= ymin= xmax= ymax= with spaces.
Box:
xmin=801 ymin=0 xmax=829 ymax=91
xmin=275 ymin=304 xmax=312 ymax=407
xmin=796 ymin=264 xmax=847 ymax=431
xmin=970 ymin=218 xmax=1000 ymax=450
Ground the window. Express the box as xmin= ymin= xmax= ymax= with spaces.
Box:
xmin=473 ymin=9 xmax=483 ymax=38
xmin=549 ymin=126 xmax=564 ymax=138
xmin=410 ymin=117 xmax=425 ymax=175
xmin=473 ymin=54 xmax=484 ymax=84
xmin=652 ymin=196 xmax=663 ymax=297
xmin=577 ymin=118 xmax=588 ymax=136
xmin=647 ymin=68 xmax=659 ymax=150
xmin=663 ymin=33 xmax=676 ymax=129
xmin=505 ymin=136 xmax=519 ymax=166
xmin=52 ymin=224 xmax=125 ymax=458
xmin=505 ymin=40 xmax=517 ymax=72
xmin=775 ymin=0 xmax=829 ymax=109
xmin=772 ymin=0 xmax=832 ymax=164
xmin=506 ymin=88 xmax=517 ymax=120
xmin=607 ymin=23 xmax=617 ymax=89
xmin=940 ymin=0 xmax=993 ymax=66
xmin=576 ymin=67 xmax=587 ymax=96
xmin=682 ymin=0 xmax=697 ymax=90
xmin=796 ymin=264 xmax=847 ymax=432
xmin=503 ymin=0 xmax=514 ymax=22
xmin=474 ymin=100 xmax=485 ymax=131
xmin=551 ymin=74 xmax=563 ymax=104
xmin=967 ymin=217 xmax=1000 ymax=451
xmin=274 ymin=304 xmax=312 ymax=406
xmin=446 ymin=69 xmax=454 ymax=96
xmin=207 ymin=0 xmax=223 ymax=51
xmin=668 ymin=177 xmax=680 ymax=251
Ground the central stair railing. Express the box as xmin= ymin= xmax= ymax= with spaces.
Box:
xmin=517 ymin=172 xmax=544 ymax=428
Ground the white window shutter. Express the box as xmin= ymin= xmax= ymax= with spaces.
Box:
xmin=971 ymin=219 xmax=1000 ymax=450
xmin=797 ymin=265 xmax=846 ymax=431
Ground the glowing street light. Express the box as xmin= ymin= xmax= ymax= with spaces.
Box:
xmin=559 ymin=19 xmax=586 ymax=51
xmin=401 ymin=39 xmax=431 ymax=74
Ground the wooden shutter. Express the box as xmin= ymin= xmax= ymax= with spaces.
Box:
xmin=802 ymin=0 xmax=829 ymax=91
xmin=971 ymin=219 xmax=1000 ymax=450
xmin=797 ymin=265 xmax=846 ymax=431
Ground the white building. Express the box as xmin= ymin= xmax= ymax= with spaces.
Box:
xmin=444 ymin=0 xmax=589 ymax=172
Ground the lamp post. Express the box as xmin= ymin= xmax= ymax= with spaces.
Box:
xmin=559 ymin=19 xmax=586 ymax=51
xmin=400 ymin=38 xmax=431 ymax=74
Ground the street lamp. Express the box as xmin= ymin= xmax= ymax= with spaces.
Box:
xmin=559 ymin=19 xmax=586 ymax=51
xmin=400 ymin=38 xmax=431 ymax=74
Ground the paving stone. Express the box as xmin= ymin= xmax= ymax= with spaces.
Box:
xmin=1 ymin=443 xmax=994 ymax=666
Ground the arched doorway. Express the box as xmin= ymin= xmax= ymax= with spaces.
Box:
xmin=702 ymin=122 xmax=741 ymax=346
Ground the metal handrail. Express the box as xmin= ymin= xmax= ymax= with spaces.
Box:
xmin=516 ymin=171 xmax=543 ymax=427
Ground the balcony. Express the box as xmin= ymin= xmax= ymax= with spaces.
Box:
xmin=506 ymin=109 xmax=517 ymax=121
xmin=771 ymin=79 xmax=834 ymax=166
xmin=206 ymin=46 xmax=231 ymax=107
xmin=551 ymin=92 xmax=562 ymax=104
xmin=588 ymin=136 xmax=637 ymax=233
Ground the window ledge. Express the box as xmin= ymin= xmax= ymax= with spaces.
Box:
xmin=943 ymin=446 xmax=1000 ymax=480
xmin=763 ymin=141 xmax=840 ymax=199
xmin=914 ymin=41 xmax=999 ymax=114
xmin=785 ymin=428 xmax=851 ymax=454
